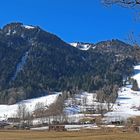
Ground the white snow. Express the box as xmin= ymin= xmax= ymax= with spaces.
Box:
xmin=6 ymin=29 xmax=11 ymax=35
xmin=70 ymin=43 xmax=78 ymax=47
xmin=65 ymin=124 xmax=98 ymax=130
xmin=12 ymin=30 xmax=17 ymax=34
xmin=80 ymin=44 xmax=91 ymax=51
xmin=0 ymin=93 xmax=60 ymax=120
xmin=22 ymin=25 xmax=35 ymax=29
xmin=31 ymin=126 xmax=49 ymax=130
xmin=11 ymin=51 xmax=29 ymax=81
xmin=132 ymin=65 xmax=140 ymax=88
xmin=30 ymin=124 xmax=99 ymax=131
xmin=70 ymin=42 xmax=92 ymax=51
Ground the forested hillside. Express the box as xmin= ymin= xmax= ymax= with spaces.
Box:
xmin=0 ymin=22 xmax=139 ymax=104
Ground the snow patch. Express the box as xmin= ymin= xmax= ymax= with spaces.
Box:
xmin=70 ymin=43 xmax=78 ymax=47
xmin=132 ymin=65 xmax=140 ymax=88
xmin=11 ymin=51 xmax=29 ymax=81
xmin=12 ymin=30 xmax=16 ymax=34
xmin=70 ymin=42 xmax=92 ymax=51
xmin=22 ymin=25 xmax=35 ymax=29
xmin=6 ymin=29 xmax=11 ymax=35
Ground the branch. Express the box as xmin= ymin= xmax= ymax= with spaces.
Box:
xmin=102 ymin=0 xmax=140 ymax=7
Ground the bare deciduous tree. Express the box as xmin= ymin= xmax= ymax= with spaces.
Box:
xmin=96 ymin=89 xmax=106 ymax=116
xmin=47 ymin=94 xmax=65 ymax=124
xmin=102 ymin=85 xmax=118 ymax=111
xmin=16 ymin=103 xmax=29 ymax=128
xmin=26 ymin=111 xmax=32 ymax=128
xmin=34 ymin=102 xmax=45 ymax=124
xmin=96 ymin=85 xmax=119 ymax=116
xmin=102 ymin=0 xmax=140 ymax=7
xmin=102 ymin=0 xmax=140 ymax=44
xmin=34 ymin=102 xmax=45 ymax=116
xmin=17 ymin=103 xmax=27 ymax=121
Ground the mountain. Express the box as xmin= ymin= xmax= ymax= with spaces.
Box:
xmin=0 ymin=22 xmax=138 ymax=104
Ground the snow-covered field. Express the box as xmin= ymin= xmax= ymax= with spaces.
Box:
xmin=64 ymin=65 xmax=140 ymax=122
xmin=105 ymin=65 xmax=140 ymax=122
xmin=104 ymin=87 xmax=140 ymax=122
xmin=0 ymin=93 xmax=60 ymax=120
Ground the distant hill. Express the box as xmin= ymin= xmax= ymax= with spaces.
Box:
xmin=0 ymin=22 xmax=138 ymax=104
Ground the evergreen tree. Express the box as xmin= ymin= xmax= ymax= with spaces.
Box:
xmin=131 ymin=79 xmax=139 ymax=91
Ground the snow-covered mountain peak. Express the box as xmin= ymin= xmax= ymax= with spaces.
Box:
xmin=70 ymin=42 xmax=95 ymax=51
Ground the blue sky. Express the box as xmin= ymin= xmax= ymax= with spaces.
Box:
xmin=0 ymin=0 xmax=139 ymax=43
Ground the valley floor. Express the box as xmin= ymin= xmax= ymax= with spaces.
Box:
xmin=0 ymin=130 xmax=140 ymax=140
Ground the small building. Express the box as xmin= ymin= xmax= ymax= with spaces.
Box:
xmin=85 ymin=107 xmax=96 ymax=114
xmin=49 ymin=125 xmax=66 ymax=131
xmin=7 ymin=118 xmax=20 ymax=123
xmin=0 ymin=121 xmax=9 ymax=128
xmin=52 ymin=120 xmax=60 ymax=125
xmin=111 ymin=120 xmax=123 ymax=125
